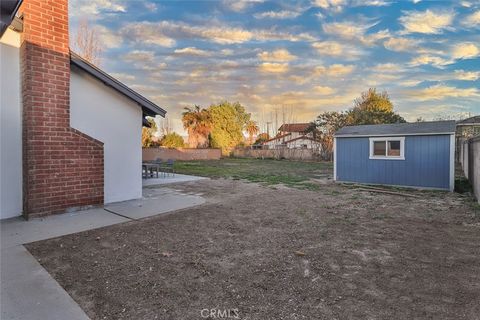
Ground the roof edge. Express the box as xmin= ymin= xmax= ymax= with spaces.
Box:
xmin=335 ymin=132 xmax=455 ymax=137
xmin=0 ymin=0 xmax=23 ymax=37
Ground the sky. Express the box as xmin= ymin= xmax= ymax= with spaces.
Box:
xmin=70 ymin=0 xmax=480 ymax=134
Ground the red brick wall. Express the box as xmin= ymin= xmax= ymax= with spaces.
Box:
xmin=20 ymin=0 xmax=104 ymax=218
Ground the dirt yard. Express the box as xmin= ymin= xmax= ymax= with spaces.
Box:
xmin=26 ymin=160 xmax=480 ymax=320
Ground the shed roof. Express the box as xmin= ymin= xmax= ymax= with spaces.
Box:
xmin=70 ymin=52 xmax=166 ymax=118
xmin=335 ymin=121 xmax=456 ymax=137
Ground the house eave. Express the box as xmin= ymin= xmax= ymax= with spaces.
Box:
xmin=0 ymin=0 xmax=23 ymax=37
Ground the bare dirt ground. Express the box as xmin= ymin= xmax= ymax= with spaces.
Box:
xmin=26 ymin=178 xmax=480 ymax=320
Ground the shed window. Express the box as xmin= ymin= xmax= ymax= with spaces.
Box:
xmin=373 ymin=141 xmax=386 ymax=156
xmin=369 ymin=137 xmax=405 ymax=160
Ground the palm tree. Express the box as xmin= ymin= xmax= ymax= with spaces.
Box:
xmin=181 ymin=105 xmax=212 ymax=148
xmin=245 ymin=120 xmax=260 ymax=145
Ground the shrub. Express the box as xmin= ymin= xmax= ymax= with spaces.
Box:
xmin=160 ymin=132 xmax=185 ymax=148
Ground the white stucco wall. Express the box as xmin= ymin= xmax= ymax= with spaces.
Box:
xmin=0 ymin=29 xmax=22 ymax=219
xmin=70 ymin=65 xmax=142 ymax=204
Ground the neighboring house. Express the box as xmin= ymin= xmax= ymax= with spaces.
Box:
xmin=334 ymin=121 xmax=456 ymax=191
xmin=456 ymin=115 xmax=480 ymax=138
xmin=0 ymin=0 xmax=166 ymax=220
xmin=263 ymin=123 xmax=319 ymax=149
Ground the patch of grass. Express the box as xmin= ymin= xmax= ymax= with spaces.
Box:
xmin=455 ymin=176 xmax=473 ymax=194
xmin=174 ymin=158 xmax=332 ymax=190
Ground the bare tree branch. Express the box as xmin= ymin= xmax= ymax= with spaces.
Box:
xmin=71 ymin=19 xmax=103 ymax=66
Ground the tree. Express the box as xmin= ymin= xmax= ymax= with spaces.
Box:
xmin=142 ymin=127 xmax=154 ymax=147
xmin=141 ymin=117 xmax=159 ymax=147
xmin=254 ymin=133 xmax=270 ymax=145
xmin=182 ymin=105 xmax=213 ymax=148
xmin=71 ymin=19 xmax=102 ymax=65
xmin=346 ymin=88 xmax=406 ymax=125
xmin=160 ymin=132 xmax=185 ymax=148
xmin=208 ymin=101 xmax=251 ymax=154
xmin=308 ymin=112 xmax=348 ymax=160
xmin=245 ymin=120 xmax=260 ymax=145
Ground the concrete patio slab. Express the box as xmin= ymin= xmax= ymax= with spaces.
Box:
xmin=105 ymin=187 xmax=205 ymax=220
xmin=142 ymin=173 xmax=208 ymax=187
xmin=1 ymin=208 xmax=129 ymax=249
xmin=1 ymin=246 xmax=89 ymax=320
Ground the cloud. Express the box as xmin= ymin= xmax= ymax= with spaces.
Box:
xmin=121 ymin=21 xmax=314 ymax=46
xmin=314 ymin=86 xmax=335 ymax=95
xmin=258 ymin=62 xmax=289 ymax=73
xmin=399 ymin=9 xmax=454 ymax=34
xmin=383 ymin=37 xmax=418 ymax=52
xmin=453 ymin=70 xmax=480 ymax=81
xmin=313 ymin=0 xmax=390 ymax=12
xmin=451 ymin=42 xmax=480 ymax=60
xmin=312 ymin=41 xmax=345 ymax=56
xmin=174 ymin=47 xmax=210 ymax=56
xmin=95 ymin=25 xmax=122 ymax=48
xmin=144 ymin=2 xmax=158 ymax=12
xmin=353 ymin=0 xmax=391 ymax=6
xmin=313 ymin=64 xmax=356 ymax=77
xmin=322 ymin=21 xmax=377 ymax=39
xmin=73 ymin=0 xmax=126 ymax=15
xmin=258 ymin=49 xmax=296 ymax=62
xmin=312 ymin=0 xmax=346 ymax=12
xmin=409 ymin=54 xmax=452 ymax=67
xmin=254 ymin=29 xmax=315 ymax=42
xmin=463 ymin=10 xmax=480 ymax=27
xmin=400 ymin=79 xmax=422 ymax=87
xmin=110 ymin=73 xmax=136 ymax=82
xmin=122 ymin=50 xmax=155 ymax=63
xmin=121 ymin=22 xmax=176 ymax=47
xmin=322 ymin=20 xmax=388 ymax=46
xmin=312 ymin=41 xmax=364 ymax=59
xmin=221 ymin=49 xmax=234 ymax=56
xmin=409 ymin=43 xmax=478 ymax=67
xmin=371 ymin=63 xmax=404 ymax=73
xmin=224 ymin=0 xmax=264 ymax=12
xmin=405 ymin=85 xmax=479 ymax=101
xmin=254 ymin=10 xmax=301 ymax=19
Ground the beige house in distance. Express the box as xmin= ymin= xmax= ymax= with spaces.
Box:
xmin=263 ymin=123 xmax=319 ymax=150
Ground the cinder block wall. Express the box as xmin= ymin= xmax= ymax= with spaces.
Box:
xmin=469 ymin=137 xmax=480 ymax=202
xmin=232 ymin=148 xmax=321 ymax=161
xmin=143 ymin=148 xmax=222 ymax=161
xmin=20 ymin=0 xmax=104 ymax=218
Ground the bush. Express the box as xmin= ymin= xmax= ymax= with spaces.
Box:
xmin=159 ymin=132 xmax=185 ymax=148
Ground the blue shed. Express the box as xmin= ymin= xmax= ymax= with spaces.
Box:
xmin=334 ymin=121 xmax=456 ymax=191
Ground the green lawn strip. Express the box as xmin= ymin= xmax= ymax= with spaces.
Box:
xmin=174 ymin=158 xmax=330 ymax=190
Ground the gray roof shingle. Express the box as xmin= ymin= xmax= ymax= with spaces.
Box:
xmin=335 ymin=121 xmax=456 ymax=137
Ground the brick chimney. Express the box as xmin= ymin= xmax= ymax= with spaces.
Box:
xmin=19 ymin=0 xmax=104 ymax=218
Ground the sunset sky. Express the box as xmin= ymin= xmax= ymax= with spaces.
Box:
xmin=70 ymin=0 xmax=480 ymax=134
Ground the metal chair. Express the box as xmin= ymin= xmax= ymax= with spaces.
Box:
xmin=164 ymin=159 xmax=175 ymax=177
xmin=152 ymin=158 xmax=164 ymax=177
